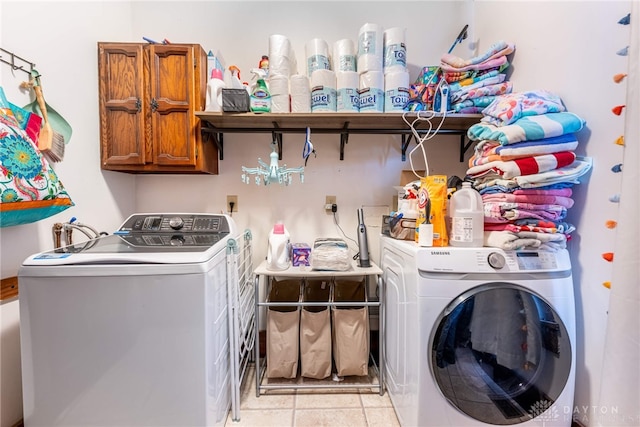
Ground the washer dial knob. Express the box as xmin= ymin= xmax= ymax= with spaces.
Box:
xmin=169 ymin=216 xmax=184 ymax=230
xmin=488 ymin=252 xmax=506 ymax=269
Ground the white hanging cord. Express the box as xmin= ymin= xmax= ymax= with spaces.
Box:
xmin=402 ymin=107 xmax=448 ymax=179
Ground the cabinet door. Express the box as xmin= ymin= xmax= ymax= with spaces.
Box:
xmin=148 ymin=45 xmax=198 ymax=167
xmin=98 ymin=43 xmax=148 ymax=166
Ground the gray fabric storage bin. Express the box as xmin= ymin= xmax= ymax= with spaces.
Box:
xmin=332 ymin=279 xmax=369 ymax=376
xmin=267 ymin=278 xmax=301 ymax=378
xmin=300 ymin=279 xmax=332 ymax=379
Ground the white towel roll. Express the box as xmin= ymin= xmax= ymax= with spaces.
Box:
xmin=269 ymin=34 xmax=297 ymax=77
xmin=332 ymin=39 xmax=357 ymax=72
xmin=290 ymin=74 xmax=311 ymax=113
xmin=306 ymin=38 xmax=331 ymax=77
xmin=383 ymin=27 xmax=407 ymax=74
xmin=269 ymin=75 xmax=290 ymax=113
xmin=336 ymin=71 xmax=359 ymax=113
xmin=384 ymin=71 xmax=410 ymax=113
xmin=359 ymin=71 xmax=384 ymax=113
xmin=357 ymin=23 xmax=384 ymax=72
xmin=310 ymin=69 xmax=337 ymax=113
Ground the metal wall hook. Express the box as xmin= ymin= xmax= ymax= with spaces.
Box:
xmin=0 ymin=47 xmax=36 ymax=76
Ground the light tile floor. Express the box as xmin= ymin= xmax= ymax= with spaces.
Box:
xmin=225 ymin=366 xmax=400 ymax=427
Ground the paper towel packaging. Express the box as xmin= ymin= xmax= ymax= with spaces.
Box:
xmin=306 ymin=38 xmax=331 ymax=77
xmin=336 ymin=71 xmax=359 ymax=112
xmin=384 ymin=71 xmax=410 ymax=112
xmin=290 ymin=74 xmax=311 ymax=113
xmin=358 ymin=23 xmax=384 ymax=72
xmin=311 ymin=70 xmax=337 ymax=113
xmin=383 ymin=27 xmax=407 ymax=74
xmin=333 ymin=39 xmax=357 ymax=72
xmin=269 ymin=34 xmax=297 ymax=77
xmin=269 ymin=75 xmax=290 ymax=113
xmin=359 ymin=71 xmax=384 ymax=113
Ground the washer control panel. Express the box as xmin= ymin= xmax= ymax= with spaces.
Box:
xmin=117 ymin=214 xmax=231 ymax=234
xmin=416 ymin=246 xmax=570 ymax=273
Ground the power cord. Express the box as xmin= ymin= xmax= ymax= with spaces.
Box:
xmin=229 ymin=201 xmax=235 ymax=217
xmin=332 ymin=211 xmax=359 ymax=258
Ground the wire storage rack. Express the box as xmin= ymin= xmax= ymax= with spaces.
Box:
xmin=226 ymin=229 xmax=255 ymax=422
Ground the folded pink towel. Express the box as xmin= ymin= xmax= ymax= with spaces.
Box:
xmin=482 ymin=193 xmax=575 ymax=209
xmin=440 ymin=55 xmax=508 ymax=73
xmin=441 ymin=41 xmax=515 ymax=69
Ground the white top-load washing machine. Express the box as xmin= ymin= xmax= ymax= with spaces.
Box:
xmin=380 ymin=236 xmax=576 ymax=427
xmin=19 ymin=213 xmax=238 ymax=427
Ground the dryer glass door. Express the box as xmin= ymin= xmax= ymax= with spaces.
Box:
xmin=430 ymin=283 xmax=572 ymax=425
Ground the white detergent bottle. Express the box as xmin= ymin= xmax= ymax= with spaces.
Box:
xmin=266 ymin=222 xmax=290 ymax=270
xmin=205 ymin=69 xmax=226 ymax=112
xmin=449 ymin=181 xmax=484 ymax=247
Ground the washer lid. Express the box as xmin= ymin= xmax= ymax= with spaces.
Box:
xmin=22 ymin=213 xmax=237 ymax=266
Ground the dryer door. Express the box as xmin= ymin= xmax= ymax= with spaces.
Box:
xmin=430 ymin=283 xmax=572 ymax=425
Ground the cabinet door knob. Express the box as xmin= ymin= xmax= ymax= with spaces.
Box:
xmin=151 ymin=98 xmax=158 ymax=112
xmin=135 ymin=98 xmax=142 ymax=112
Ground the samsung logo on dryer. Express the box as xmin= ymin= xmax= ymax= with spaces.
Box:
xmin=430 ymin=250 xmax=451 ymax=256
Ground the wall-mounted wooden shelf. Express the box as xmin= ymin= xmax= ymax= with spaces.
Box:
xmin=195 ymin=112 xmax=481 ymax=161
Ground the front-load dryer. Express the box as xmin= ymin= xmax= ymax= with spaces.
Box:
xmin=380 ymin=236 xmax=576 ymax=427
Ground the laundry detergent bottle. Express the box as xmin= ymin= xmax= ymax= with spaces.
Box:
xmin=266 ymin=222 xmax=290 ymax=270
xmin=449 ymin=182 xmax=484 ymax=247
xmin=205 ymin=69 xmax=226 ymax=112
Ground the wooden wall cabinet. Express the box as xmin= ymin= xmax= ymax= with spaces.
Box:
xmin=98 ymin=42 xmax=218 ymax=174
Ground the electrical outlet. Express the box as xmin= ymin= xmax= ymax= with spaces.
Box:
xmin=227 ymin=195 xmax=238 ymax=213
xmin=325 ymin=196 xmax=336 ymax=211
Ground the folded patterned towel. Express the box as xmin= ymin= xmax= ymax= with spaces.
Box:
xmin=441 ymin=55 xmax=508 ymax=73
xmin=484 ymin=223 xmax=560 ymax=234
xmin=484 ymin=202 xmax=567 ymax=223
xmin=484 ymin=230 xmax=567 ymax=251
xmin=512 ymin=188 xmax=573 ymax=197
xmin=467 ymin=112 xmax=587 ymax=145
xmin=451 ymin=82 xmax=513 ymax=103
xmin=453 ymin=96 xmax=499 ymax=112
xmin=441 ymin=41 xmax=516 ymax=69
xmin=450 ymin=73 xmax=506 ymax=93
xmin=482 ymin=193 xmax=574 ymax=209
xmin=480 ymin=90 xmax=566 ymax=126
xmin=471 ymin=133 xmax=579 ymax=165
xmin=467 ymin=151 xmax=577 ymax=179
xmin=444 ymin=62 xmax=510 ymax=83
xmin=514 ymin=157 xmax=592 ymax=188
xmin=449 ymin=70 xmax=500 ymax=92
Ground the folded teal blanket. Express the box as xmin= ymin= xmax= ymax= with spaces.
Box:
xmin=467 ymin=112 xmax=586 ymax=145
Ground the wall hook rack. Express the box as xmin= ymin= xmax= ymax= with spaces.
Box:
xmin=0 ymin=47 xmax=36 ymax=76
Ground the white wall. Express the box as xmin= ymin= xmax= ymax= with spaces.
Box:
xmin=0 ymin=2 xmax=136 ymax=426
xmin=0 ymin=1 xmax=632 ymax=426
xmin=474 ymin=1 xmax=630 ymax=421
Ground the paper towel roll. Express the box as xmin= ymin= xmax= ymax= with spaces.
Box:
xmin=359 ymin=71 xmax=384 ymax=113
xmin=332 ymin=39 xmax=357 ymax=72
xmin=357 ymin=23 xmax=384 ymax=72
xmin=290 ymin=74 xmax=311 ymax=113
xmin=269 ymin=34 xmax=297 ymax=77
xmin=383 ymin=27 xmax=407 ymax=74
xmin=384 ymin=71 xmax=410 ymax=113
xmin=269 ymin=75 xmax=290 ymax=113
xmin=310 ymin=69 xmax=337 ymax=113
xmin=336 ymin=71 xmax=359 ymax=113
xmin=306 ymin=38 xmax=331 ymax=77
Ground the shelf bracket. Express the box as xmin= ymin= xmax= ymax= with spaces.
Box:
xmin=401 ymin=134 xmax=414 ymax=162
xmin=200 ymin=126 xmax=224 ymax=160
xmin=339 ymin=122 xmax=350 ymax=161
xmin=459 ymin=134 xmax=473 ymax=163
xmin=271 ymin=122 xmax=283 ymax=160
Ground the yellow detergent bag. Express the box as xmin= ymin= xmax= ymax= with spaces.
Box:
xmin=415 ymin=175 xmax=449 ymax=247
